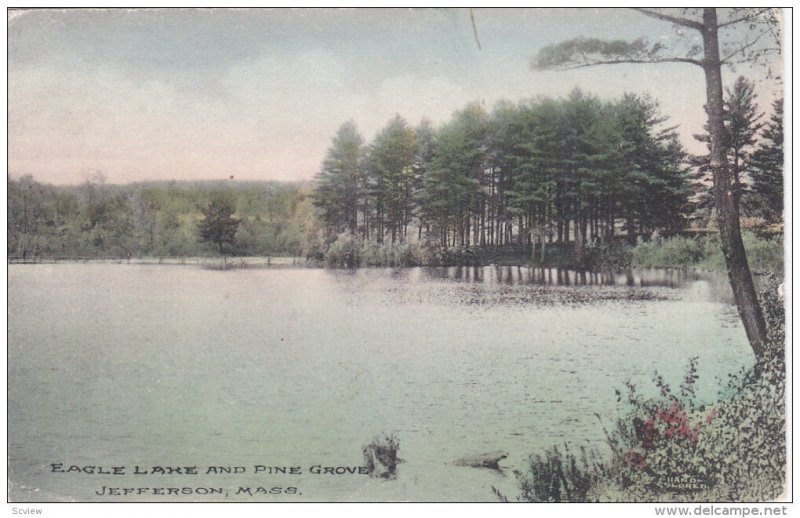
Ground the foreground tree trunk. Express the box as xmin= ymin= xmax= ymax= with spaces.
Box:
xmin=702 ymin=9 xmax=768 ymax=359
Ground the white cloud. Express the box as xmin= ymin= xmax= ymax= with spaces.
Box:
xmin=8 ymin=9 xmax=784 ymax=185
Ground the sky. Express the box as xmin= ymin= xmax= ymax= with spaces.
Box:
xmin=7 ymin=8 xmax=785 ymax=185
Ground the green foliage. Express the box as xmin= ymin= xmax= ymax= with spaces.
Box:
xmin=692 ymin=76 xmax=765 ymax=218
xmin=631 ymin=237 xmax=706 ymax=269
xmin=323 ymin=233 xmax=362 ymax=268
xmin=367 ymin=115 xmax=419 ymax=244
xmin=323 ymin=232 xmax=429 ymax=267
xmin=749 ymin=98 xmax=784 ymax=222
xmin=419 ymin=102 xmax=490 ymax=248
xmin=313 ymin=121 xmax=365 ymax=241
xmin=696 ymin=232 xmax=783 ymax=274
xmin=7 ymin=176 xmax=314 ymax=259
xmin=630 ymin=232 xmax=783 ymax=274
xmin=359 ymin=241 xmax=427 ymax=267
xmin=756 ymin=273 xmax=785 ymax=353
xmin=532 ymin=37 xmax=650 ymax=70
xmin=601 ymin=358 xmax=721 ymax=501
xmin=585 ymin=241 xmax=633 ymax=270
xmin=197 ymin=190 xmax=241 ymax=254
xmin=314 ymin=91 xmax=692 ymax=260
xmin=599 ymin=346 xmax=785 ymax=501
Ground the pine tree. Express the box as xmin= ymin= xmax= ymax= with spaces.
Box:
xmin=197 ymin=190 xmax=240 ymax=254
xmin=691 ymin=76 xmax=763 ymax=218
xmin=749 ymin=98 xmax=784 ymax=222
xmin=367 ymin=116 xmax=417 ymax=243
xmin=313 ymin=121 xmax=366 ymax=241
xmin=724 ymin=77 xmax=763 ymax=207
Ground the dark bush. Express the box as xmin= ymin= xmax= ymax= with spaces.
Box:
xmin=515 ymin=445 xmax=607 ymax=502
xmin=362 ymin=433 xmax=400 ymax=479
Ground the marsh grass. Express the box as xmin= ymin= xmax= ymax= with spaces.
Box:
xmin=631 ymin=232 xmax=783 ymax=274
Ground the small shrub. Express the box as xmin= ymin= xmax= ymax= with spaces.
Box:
xmin=324 ymin=233 xmax=361 ymax=267
xmin=631 ymin=237 xmax=705 ymax=269
xmin=758 ymin=273 xmax=785 ymax=351
xmin=696 ymin=232 xmax=783 ymax=274
xmin=630 ymin=232 xmax=783 ymax=275
xmin=515 ymin=445 xmax=607 ymax=502
xmin=323 ymin=234 xmax=430 ymax=267
xmin=586 ymin=241 xmax=633 ymax=270
xmin=601 ymin=358 xmax=718 ymax=500
xmin=601 ymin=350 xmax=785 ymax=501
xmin=742 ymin=232 xmax=784 ymax=274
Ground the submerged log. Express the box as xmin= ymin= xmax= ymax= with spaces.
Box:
xmin=453 ymin=451 xmax=508 ymax=470
xmin=362 ymin=434 xmax=400 ymax=479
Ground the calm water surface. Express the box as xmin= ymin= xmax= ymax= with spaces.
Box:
xmin=8 ymin=264 xmax=752 ymax=502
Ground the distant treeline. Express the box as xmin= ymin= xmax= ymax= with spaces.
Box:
xmin=312 ymin=84 xmax=783 ymax=260
xmin=8 ymin=83 xmax=782 ymax=265
xmin=7 ymin=177 xmax=314 ymax=259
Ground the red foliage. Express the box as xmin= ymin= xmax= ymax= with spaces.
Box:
xmin=650 ymin=402 xmax=702 ymax=444
xmin=629 ymin=402 xmax=711 ymax=468
xmin=624 ymin=450 xmax=648 ymax=469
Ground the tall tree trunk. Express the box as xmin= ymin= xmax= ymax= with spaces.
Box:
xmin=626 ymin=212 xmax=636 ymax=245
xmin=702 ymin=8 xmax=768 ymax=359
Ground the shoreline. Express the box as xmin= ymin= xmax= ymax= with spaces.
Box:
xmin=6 ymin=257 xmax=737 ymax=276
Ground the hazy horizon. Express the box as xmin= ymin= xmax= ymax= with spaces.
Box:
xmin=9 ymin=8 xmax=784 ymax=186
xmin=7 ymin=172 xmax=315 ymax=187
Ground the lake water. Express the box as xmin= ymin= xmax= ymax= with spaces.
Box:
xmin=8 ymin=264 xmax=753 ymax=502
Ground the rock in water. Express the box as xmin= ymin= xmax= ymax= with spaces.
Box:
xmin=453 ymin=451 xmax=509 ymax=470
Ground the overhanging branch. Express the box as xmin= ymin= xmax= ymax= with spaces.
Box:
xmin=631 ymin=8 xmax=703 ymax=31
xmin=550 ymin=57 xmax=704 ymax=70
xmin=717 ymin=8 xmax=773 ymax=28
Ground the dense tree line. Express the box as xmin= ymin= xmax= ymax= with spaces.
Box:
xmin=314 ymin=87 xmax=783 ymax=262
xmin=7 ymin=177 xmax=314 ymax=259
xmin=7 ymin=91 xmax=782 ymax=264
xmin=314 ymin=90 xmax=695 ymax=259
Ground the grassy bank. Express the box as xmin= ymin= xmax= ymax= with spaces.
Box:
xmin=319 ymin=231 xmax=784 ymax=274
xmin=631 ymin=232 xmax=783 ymax=274
xmin=22 ymin=230 xmax=780 ymax=273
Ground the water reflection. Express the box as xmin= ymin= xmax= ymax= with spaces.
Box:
xmin=414 ymin=266 xmax=738 ymax=305
xmin=328 ymin=267 xmax=739 ymax=307
xmin=422 ymin=266 xmax=722 ymax=289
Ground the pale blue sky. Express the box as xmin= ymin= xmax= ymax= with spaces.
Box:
xmin=8 ymin=8 xmax=784 ymax=184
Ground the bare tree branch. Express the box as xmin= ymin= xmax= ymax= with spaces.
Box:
xmin=551 ymin=57 xmax=704 ymax=70
xmin=724 ymin=49 xmax=783 ymax=66
xmin=469 ymin=8 xmax=482 ymax=51
xmin=631 ymin=8 xmax=703 ymax=31
xmin=721 ymin=26 xmax=772 ymax=63
xmin=717 ymin=8 xmax=773 ymax=28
